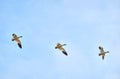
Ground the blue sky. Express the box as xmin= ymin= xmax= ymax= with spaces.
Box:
xmin=0 ymin=0 xmax=120 ymax=79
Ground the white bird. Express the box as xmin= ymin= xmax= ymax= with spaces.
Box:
xmin=12 ymin=33 xmax=22 ymax=48
xmin=98 ymin=46 xmax=109 ymax=60
xmin=55 ymin=43 xmax=68 ymax=56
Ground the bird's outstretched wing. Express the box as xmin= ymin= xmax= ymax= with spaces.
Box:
xmin=17 ymin=39 xmax=22 ymax=48
xmin=105 ymin=51 xmax=109 ymax=53
xmin=62 ymin=44 xmax=67 ymax=46
xmin=62 ymin=50 xmax=68 ymax=56
xmin=18 ymin=43 xmax=22 ymax=48
xmin=18 ymin=36 xmax=22 ymax=38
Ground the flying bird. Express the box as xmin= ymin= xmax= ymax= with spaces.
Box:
xmin=12 ymin=33 xmax=22 ymax=48
xmin=98 ymin=46 xmax=109 ymax=60
xmin=55 ymin=43 xmax=68 ymax=56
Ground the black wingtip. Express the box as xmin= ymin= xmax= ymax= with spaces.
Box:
xmin=12 ymin=39 xmax=14 ymax=41
xmin=62 ymin=51 xmax=68 ymax=56
xmin=18 ymin=43 xmax=22 ymax=49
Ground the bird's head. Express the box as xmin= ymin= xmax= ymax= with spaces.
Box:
xmin=12 ymin=33 xmax=15 ymax=36
xmin=98 ymin=46 xmax=102 ymax=49
xmin=12 ymin=33 xmax=17 ymax=37
xmin=55 ymin=46 xmax=57 ymax=49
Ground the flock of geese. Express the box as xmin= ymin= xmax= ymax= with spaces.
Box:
xmin=12 ymin=33 xmax=109 ymax=60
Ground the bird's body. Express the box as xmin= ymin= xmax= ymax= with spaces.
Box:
xmin=12 ymin=33 xmax=22 ymax=48
xmin=98 ymin=46 xmax=109 ymax=60
xmin=55 ymin=43 xmax=68 ymax=56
